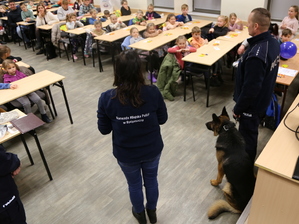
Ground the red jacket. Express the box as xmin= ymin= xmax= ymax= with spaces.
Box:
xmin=167 ymin=45 xmax=196 ymax=69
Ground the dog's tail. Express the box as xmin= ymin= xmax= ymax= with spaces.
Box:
xmin=207 ymin=200 xmax=241 ymax=219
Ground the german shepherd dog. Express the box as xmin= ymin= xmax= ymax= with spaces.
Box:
xmin=205 ymin=107 xmax=256 ymax=219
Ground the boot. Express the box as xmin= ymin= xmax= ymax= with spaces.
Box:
xmin=132 ymin=207 xmax=147 ymax=224
xmin=41 ymin=114 xmax=52 ymax=123
xmin=146 ymin=208 xmax=157 ymax=224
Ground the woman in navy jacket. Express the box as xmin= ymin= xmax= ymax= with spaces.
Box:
xmin=97 ymin=50 xmax=168 ymax=224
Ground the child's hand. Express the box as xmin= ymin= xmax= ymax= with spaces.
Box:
xmin=25 ymin=18 xmax=31 ymax=22
xmin=176 ymin=49 xmax=182 ymax=52
xmin=281 ymin=24 xmax=286 ymax=29
xmin=236 ymin=19 xmax=242 ymax=24
xmin=204 ymin=39 xmax=208 ymax=44
xmin=140 ymin=21 xmax=146 ymax=26
xmin=237 ymin=44 xmax=245 ymax=55
xmin=209 ymin=28 xmax=214 ymax=33
xmin=178 ymin=22 xmax=184 ymax=26
xmin=10 ymin=84 xmax=18 ymax=89
xmin=157 ymin=29 xmax=162 ymax=34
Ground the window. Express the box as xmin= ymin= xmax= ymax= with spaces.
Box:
xmin=268 ymin=0 xmax=298 ymax=21
xmin=193 ymin=0 xmax=221 ymax=14
xmin=153 ymin=0 xmax=174 ymax=9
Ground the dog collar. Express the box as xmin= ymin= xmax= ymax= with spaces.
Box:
xmin=222 ymin=123 xmax=236 ymax=132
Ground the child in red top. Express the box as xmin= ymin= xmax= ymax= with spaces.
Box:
xmin=168 ymin=35 xmax=196 ymax=69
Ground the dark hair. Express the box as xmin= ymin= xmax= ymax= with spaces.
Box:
xmin=251 ymin=8 xmax=271 ymax=31
xmin=268 ymin=23 xmax=279 ymax=36
xmin=19 ymin=2 xmax=25 ymax=7
xmin=113 ymin=50 xmax=145 ymax=107
xmin=282 ymin=28 xmax=292 ymax=36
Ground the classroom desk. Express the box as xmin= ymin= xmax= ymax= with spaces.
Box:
xmin=247 ymin=93 xmax=299 ymax=224
xmin=16 ymin=61 xmax=30 ymax=68
xmin=183 ymin=38 xmax=239 ymax=106
xmin=0 ymin=109 xmax=53 ymax=180
xmin=0 ymin=70 xmax=73 ymax=124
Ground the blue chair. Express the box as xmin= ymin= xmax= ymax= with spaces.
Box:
xmin=128 ymin=19 xmax=134 ymax=26
xmin=121 ymin=36 xmax=132 ymax=51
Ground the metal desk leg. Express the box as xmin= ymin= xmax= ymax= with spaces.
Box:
xmin=184 ymin=67 xmax=187 ymax=101
xmin=46 ymin=86 xmax=57 ymax=117
xmin=20 ymin=135 xmax=34 ymax=165
xmin=54 ymin=81 xmax=73 ymax=124
xmin=96 ymin=40 xmax=103 ymax=72
xmin=206 ymin=69 xmax=211 ymax=107
xmin=29 ymin=130 xmax=52 ymax=181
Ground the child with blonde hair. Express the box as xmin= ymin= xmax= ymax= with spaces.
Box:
xmin=280 ymin=5 xmax=298 ymax=36
xmin=132 ymin=10 xmax=146 ymax=26
xmin=176 ymin=4 xmax=192 ymax=23
xmin=228 ymin=13 xmax=243 ymax=31
xmin=84 ymin=20 xmax=106 ymax=57
xmin=163 ymin=13 xmax=183 ymax=31
xmin=145 ymin=4 xmax=161 ymax=20
xmin=108 ymin=14 xmax=126 ymax=31
xmin=208 ymin=15 xmax=229 ymax=40
xmin=66 ymin=13 xmax=84 ymax=60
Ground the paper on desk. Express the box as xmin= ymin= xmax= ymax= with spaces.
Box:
xmin=214 ymin=47 xmax=220 ymax=50
xmin=278 ymin=67 xmax=298 ymax=77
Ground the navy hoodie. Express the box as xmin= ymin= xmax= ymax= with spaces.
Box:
xmin=97 ymin=85 xmax=168 ymax=163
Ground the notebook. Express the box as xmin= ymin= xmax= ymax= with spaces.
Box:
xmin=10 ymin=113 xmax=45 ymax=134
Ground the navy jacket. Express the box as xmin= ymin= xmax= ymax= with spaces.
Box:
xmin=234 ymin=31 xmax=280 ymax=116
xmin=0 ymin=145 xmax=20 ymax=213
xmin=7 ymin=7 xmax=22 ymax=28
xmin=176 ymin=14 xmax=192 ymax=23
xmin=97 ymin=85 xmax=168 ymax=163
xmin=145 ymin=11 xmax=161 ymax=19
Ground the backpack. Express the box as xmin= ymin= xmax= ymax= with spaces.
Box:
xmin=261 ymin=93 xmax=281 ymax=130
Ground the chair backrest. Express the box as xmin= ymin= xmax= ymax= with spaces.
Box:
xmin=121 ymin=36 xmax=132 ymax=51
xmin=128 ymin=19 xmax=134 ymax=26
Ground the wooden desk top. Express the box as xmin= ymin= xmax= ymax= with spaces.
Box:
xmin=65 ymin=22 xmax=110 ymax=35
xmin=16 ymin=61 xmax=30 ymax=68
xmin=17 ymin=20 xmax=36 ymax=26
xmin=94 ymin=24 xmax=146 ymax=42
xmin=0 ymin=16 xmax=8 ymax=20
xmin=183 ymin=39 xmax=237 ymax=66
xmin=255 ymin=94 xmax=299 ymax=182
xmin=129 ymin=20 xmax=212 ymax=51
xmin=37 ymin=21 xmax=61 ymax=30
xmin=216 ymin=27 xmax=250 ymax=44
xmin=0 ymin=109 xmax=24 ymax=144
xmin=0 ymin=70 xmax=65 ymax=105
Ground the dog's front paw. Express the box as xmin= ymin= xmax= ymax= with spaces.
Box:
xmin=210 ymin=179 xmax=220 ymax=186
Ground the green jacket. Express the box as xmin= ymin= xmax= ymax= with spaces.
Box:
xmin=157 ymin=53 xmax=181 ymax=101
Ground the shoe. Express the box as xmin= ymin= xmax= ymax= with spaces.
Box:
xmin=146 ymin=209 xmax=157 ymax=224
xmin=72 ymin=54 xmax=78 ymax=60
xmin=35 ymin=44 xmax=41 ymax=50
xmin=36 ymin=49 xmax=44 ymax=55
xmin=41 ymin=114 xmax=52 ymax=123
xmin=26 ymin=42 xmax=32 ymax=48
xmin=132 ymin=208 xmax=147 ymax=224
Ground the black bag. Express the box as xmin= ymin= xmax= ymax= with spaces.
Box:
xmin=45 ymin=42 xmax=57 ymax=60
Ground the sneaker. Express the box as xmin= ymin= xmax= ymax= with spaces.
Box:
xmin=72 ymin=54 xmax=78 ymax=60
xmin=41 ymin=114 xmax=52 ymax=123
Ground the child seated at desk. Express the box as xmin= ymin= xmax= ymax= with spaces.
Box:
xmin=57 ymin=0 xmax=75 ymax=21
xmin=20 ymin=2 xmax=35 ymax=22
xmin=120 ymin=0 xmax=131 ymax=16
xmin=88 ymin=8 xmax=99 ymax=24
xmin=0 ymin=45 xmax=22 ymax=66
xmin=73 ymin=0 xmax=82 ymax=15
xmin=228 ymin=13 xmax=243 ymax=31
xmin=107 ymin=14 xmax=126 ymax=31
xmin=84 ymin=20 xmax=106 ymax=58
xmin=132 ymin=10 xmax=146 ymax=26
xmin=66 ymin=13 xmax=84 ymax=60
xmin=27 ymin=0 xmax=35 ymax=11
xmin=145 ymin=4 xmax=161 ymax=20
xmin=129 ymin=27 xmax=143 ymax=45
xmin=188 ymin=26 xmax=208 ymax=49
xmin=163 ymin=13 xmax=183 ymax=31
xmin=2 ymin=60 xmax=51 ymax=123
xmin=176 ymin=4 xmax=192 ymax=23
xmin=100 ymin=10 xmax=110 ymax=22
xmin=78 ymin=0 xmax=96 ymax=17
xmin=279 ymin=28 xmax=292 ymax=44
xmin=168 ymin=35 xmax=196 ymax=79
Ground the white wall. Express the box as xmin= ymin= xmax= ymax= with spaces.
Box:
xmin=94 ymin=0 xmax=268 ymax=20
xmin=221 ymin=0 xmax=268 ymax=21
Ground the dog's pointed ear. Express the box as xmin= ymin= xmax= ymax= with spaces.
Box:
xmin=212 ymin=113 xmax=219 ymax=122
xmin=221 ymin=107 xmax=229 ymax=119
